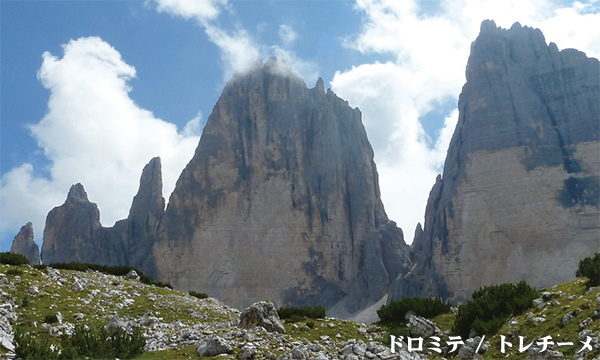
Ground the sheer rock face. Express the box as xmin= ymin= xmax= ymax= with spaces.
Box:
xmin=392 ymin=21 xmax=600 ymax=303
xmin=154 ymin=58 xmax=410 ymax=312
xmin=41 ymin=158 xmax=165 ymax=277
xmin=10 ymin=222 xmax=40 ymax=265
xmin=41 ymin=183 xmax=106 ymax=265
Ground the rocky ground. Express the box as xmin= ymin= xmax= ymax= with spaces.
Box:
xmin=0 ymin=263 xmax=598 ymax=359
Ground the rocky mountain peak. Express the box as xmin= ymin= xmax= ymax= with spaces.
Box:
xmin=128 ymin=156 xmax=164 ymax=231
xmin=66 ymin=183 xmax=89 ymax=204
xmin=392 ymin=21 xmax=599 ymax=303
xmin=154 ymin=57 xmax=410 ymax=314
xmin=10 ymin=222 xmax=40 ymax=265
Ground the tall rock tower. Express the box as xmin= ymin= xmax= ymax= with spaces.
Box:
xmin=10 ymin=222 xmax=40 ymax=265
xmin=392 ymin=21 xmax=600 ymax=303
xmin=154 ymin=58 xmax=411 ymax=311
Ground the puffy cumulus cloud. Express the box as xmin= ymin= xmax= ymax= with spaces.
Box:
xmin=0 ymin=37 xmax=200 ymax=249
xmin=333 ymin=0 xmax=599 ymax=242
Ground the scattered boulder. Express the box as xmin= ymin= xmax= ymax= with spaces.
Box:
xmin=105 ymin=314 xmax=125 ymax=331
xmin=72 ymin=278 xmax=85 ymax=292
xmin=126 ymin=270 xmax=140 ymax=281
xmin=240 ymin=301 xmax=285 ymax=334
xmin=238 ymin=344 xmax=257 ymax=360
xmin=562 ymin=312 xmax=576 ymax=325
xmin=579 ymin=318 xmax=592 ymax=329
xmin=408 ymin=314 xmax=442 ymax=338
xmin=196 ymin=336 xmax=233 ymax=357
xmin=458 ymin=336 xmax=490 ymax=360
xmin=27 ymin=285 xmax=39 ymax=296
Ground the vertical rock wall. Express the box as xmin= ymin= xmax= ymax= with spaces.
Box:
xmin=154 ymin=58 xmax=410 ymax=311
xmin=393 ymin=21 xmax=600 ymax=303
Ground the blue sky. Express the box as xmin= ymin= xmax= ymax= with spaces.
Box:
xmin=1 ymin=0 xmax=599 ymax=252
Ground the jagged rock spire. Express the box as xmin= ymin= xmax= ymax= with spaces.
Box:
xmin=10 ymin=222 xmax=40 ymax=265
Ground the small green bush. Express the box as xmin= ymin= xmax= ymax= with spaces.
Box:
xmin=44 ymin=314 xmax=59 ymax=324
xmin=35 ymin=261 xmax=173 ymax=289
xmin=15 ymin=328 xmax=66 ymax=360
xmin=377 ymin=297 xmax=451 ymax=324
xmin=0 ymin=252 xmax=29 ymax=265
xmin=15 ymin=324 xmax=145 ymax=360
xmin=278 ymin=305 xmax=326 ymax=320
xmin=189 ymin=290 xmax=209 ymax=299
xmin=7 ymin=268 xmax=23 ymax=275
xmin=452 ymin=280 xmax=538 ymax=338
xmin=21 ymin=294 xmax=30 ymax=307
xmin=576 ymin=253 xmax=600 ymax=288
xmin=305 ymin=320 xmax=315 ymax=329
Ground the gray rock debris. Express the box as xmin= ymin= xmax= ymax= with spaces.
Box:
xmin=27 ymin=285 xmax=39 ymax=296
xmin=409 ymin=315 xmax=442 ymax=338
xmin=458 ymin=336 xmax=490 ymax=360
xmin=126 ymin=270 xmax=140 ymax=281
xmin=240 ymin=301 xmax=285 ymax=334
xmin=0 ymin=298 xmax=17 ymax=354
xmin=238 ymin=343 xmax=258 ymax=360
xmin=196 ymin=335 xmax=233 ymax=357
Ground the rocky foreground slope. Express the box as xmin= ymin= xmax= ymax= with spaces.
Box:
xmin=392 ymin=20 xmax=600 ymax=303
xmin=1 ymin=262 xmax=599 ymax=360
xmin=0 ymin=263 xmax=425 ymax=360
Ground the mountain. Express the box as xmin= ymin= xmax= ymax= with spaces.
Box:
xmin=391 ymin=20 xmax=600 ymax=303
xmin=10 ymin=222 xmax=40 ymax=265
xmin=36 ymin=59 xmax=411 ymax=315
xmin=40 ymin=157 xmax=165 ymax=278
xmin=153 ymin=58 xmax=411 ymax=313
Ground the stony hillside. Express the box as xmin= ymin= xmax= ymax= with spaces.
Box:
xmin=0 ymin=263 xmax=423 ymax=360
xmin=1 ymin=262 xmax=598 ymax=359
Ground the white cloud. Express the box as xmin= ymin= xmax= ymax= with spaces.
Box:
xmin=332 ymin=0 xmax=599 ymax=242
xmin=271 ymin=46 xmax=319 ymax=87
xmin=149 ymin=0 xmax=226 ymax=22
xmin=203 ymin=24 xmax=262 ymax=81
xmin=0 ymin=37 xmax=200 ymax=248
xmin=279 ymin=24 xmax=298 ymax=47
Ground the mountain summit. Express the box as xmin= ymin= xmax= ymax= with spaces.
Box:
xmin=391 ymin=20 xmax=600 ymax=303
xmin=154 ymin=57 xmax=411 ymax=313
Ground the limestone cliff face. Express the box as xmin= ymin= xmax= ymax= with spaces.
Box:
xmin=41 ymin=157 xmax=165 ymax=278
xmin=392 ymin=21 xmax=600 ymax=303
xmin=154 ymin=58 xmax=410 ymax=311
xmin=10 ymin=222 xmax=40 ymax=265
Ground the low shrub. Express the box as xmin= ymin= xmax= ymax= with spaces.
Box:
xmin=278 ymin=305 xmax=326 ymax=320
xmin=189 ymin=290 xmax=209 ymax=299
xmin=44 ymin=314 xmax=59 ymax=324
xmin=7 ymin=268 xmax=23 ymax=275
xmin=576 ymin=253 xmax=600 ymax=288
xmin=452 ymin=280 xmax=538 ymax=338
xmin=15 ymin=328 xmax=73 ymax=360
xmin=35 ymin=261 xmax=172 ymax=289
xmin=0 ymin=252 xmax=29 ymax=265
xmin=21 ymin=294 xmax=30 ymax=307
xmin=377 ymin=297 xmax=451 ymax=324
xmin=15 ymin=325 xmax=145 ymax=360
